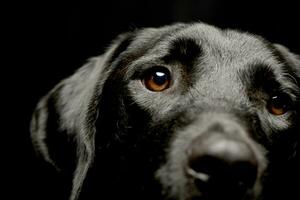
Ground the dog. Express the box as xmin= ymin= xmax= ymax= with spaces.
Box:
xmin=31 ymin=22 xmax=300 ymax=200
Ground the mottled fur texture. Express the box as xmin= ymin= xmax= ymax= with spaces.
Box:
xmin=31 ymin=23 xmax=300 ymax=200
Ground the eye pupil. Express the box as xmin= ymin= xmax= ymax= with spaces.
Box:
xmin=143 ymin=67 xmax=171 ymax=92
xmin=271 ymin=96 xmax=285 ymax=108
xmin=267 ymin=95 xmax=290 ymax=115
xmin=153 ymin=72 xmax=168 ymax=85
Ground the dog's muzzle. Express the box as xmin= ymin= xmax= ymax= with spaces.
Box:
xmin=185 ymin=119 xmax=259 ymax=199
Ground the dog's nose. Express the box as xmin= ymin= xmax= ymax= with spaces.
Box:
xmin=187 ymin=136 xmax=258 ymax=199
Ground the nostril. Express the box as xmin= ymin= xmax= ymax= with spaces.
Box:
xmin=188 ymin=155 xmax=226 ymax=177
xmin=188 ymin=155 xmax=258 ymax=183
xmin=186 ymin=137 xmax=259 ymax=196
xmin=187 ymin=156 xmax=258 ymax=199
xmin=231 ymin=160 xmax=258 ymax=188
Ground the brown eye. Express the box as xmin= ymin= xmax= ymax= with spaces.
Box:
xmin=143 ymin=67 xmax=171 ymax=92
xmin=267 ymin=94 xmax=290 ymax=115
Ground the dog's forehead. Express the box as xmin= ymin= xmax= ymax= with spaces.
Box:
xmin=146 ymin=24 xmax=276 ymax=67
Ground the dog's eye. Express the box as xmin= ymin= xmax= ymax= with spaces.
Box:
xmin=267 ymin=94 xmax=291 ymax=115
xmin=142 ymin=67 xmax=171 ymax=92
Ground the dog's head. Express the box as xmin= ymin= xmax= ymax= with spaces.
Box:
xmin=31 ymin=23 xmax=300 ymax=200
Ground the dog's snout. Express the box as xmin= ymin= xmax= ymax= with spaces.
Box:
xmin=186 ymin=134 xmax=258 ymax=198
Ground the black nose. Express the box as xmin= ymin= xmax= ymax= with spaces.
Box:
xmin=187 ymin=136 xmax=258 ymax=199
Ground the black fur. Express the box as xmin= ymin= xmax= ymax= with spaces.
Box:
xmin=31 ymin=23 xmax=300 ymax=200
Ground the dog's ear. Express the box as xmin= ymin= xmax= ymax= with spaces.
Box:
xmin=273 ymin=44 xmax=300 ymax=78
xmin=30 ymin=32 xmax=136 ymax=200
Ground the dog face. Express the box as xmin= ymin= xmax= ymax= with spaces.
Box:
xmin=31 ymin=23 xmax=300 ymax=200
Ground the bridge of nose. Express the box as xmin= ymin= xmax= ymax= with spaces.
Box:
xmin=190 ymin=64 xmax=249 ymax=109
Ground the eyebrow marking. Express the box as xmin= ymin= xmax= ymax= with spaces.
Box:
xmin=259 ymin=40 xmax=299 ymax=86
xmin=240 ymin=63 xmax=280 ymax=94
xmin=163 ymin=37 xmax=203 ymax=66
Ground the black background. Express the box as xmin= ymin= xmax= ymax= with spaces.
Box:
xmin=6 ymin=0 xmax=299 ymax=199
